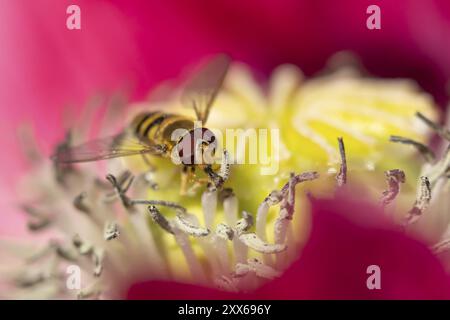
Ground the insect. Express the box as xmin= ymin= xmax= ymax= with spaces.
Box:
xmin=52 ymin=54 xmax=231 ymax=194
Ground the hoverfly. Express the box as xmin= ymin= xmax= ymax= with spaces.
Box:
xmin=53 ymin=54 xmax=231 ymax=194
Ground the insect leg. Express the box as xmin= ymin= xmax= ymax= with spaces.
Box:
xmin=203 ymin=150 xmax=230 ymax=189
xmin=204 ymin=165 xmax=224 ymax=189
xmin=188 ymin=179 xmax=215 ymax=195
xmin=180 ymin=165 xmax=191 ymax=196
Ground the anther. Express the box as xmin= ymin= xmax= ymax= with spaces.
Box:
xmin=73 ymin=192 xmax=91 ymax=214
xmin=104 ymin=221 xmax=120 ymax=240
xmin=238 ymin=233 xmax=287 ymax=254
xmin=216 ymin=223 xmax=234 ymax=241
xmin=147 ymin=206 xmax=174 ymax=235
xmin=381 ymin=169 xmax=406 ymax=207
xmin=405 ymin=176 xmax=431 ymax=225
xmin=336 ymin=137 xmax=347 ymax=186
xmin=130 ymin=199 xmax=187 ymax=214
xmin=175 ymin=213 xmax=210 ymax=237
xmin=235 ymin=211 xmax=253 ymax=235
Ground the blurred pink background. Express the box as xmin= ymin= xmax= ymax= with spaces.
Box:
xmin=0 ymin=0 xmax=449 ymax=236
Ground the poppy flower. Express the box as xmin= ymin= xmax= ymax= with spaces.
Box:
xmin=1 ymin=1 xmax=450 ymax=299
xmin=1 ymin=59 xmax=447 ymax=299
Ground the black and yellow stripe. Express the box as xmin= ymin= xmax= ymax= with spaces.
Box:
xmin=131 ymin=111 xmax=195 ymax=151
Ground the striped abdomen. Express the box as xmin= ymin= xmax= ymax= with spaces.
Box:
xmin=131 ymin=111 xmax=195 ymax=153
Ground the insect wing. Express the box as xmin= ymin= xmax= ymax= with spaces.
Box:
xmin=52 ymin=133 xmax=166 ymax=163
xmin=181 ymin=54 xmax=230 ymax=123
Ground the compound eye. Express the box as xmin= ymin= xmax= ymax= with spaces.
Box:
xmin=201 ymin=128 xmax=217 ymax=156
xmin=201 ymin=128 xmax=216 ymax=144
xmin=176 ymin=128 xmax=217 ymax=165
xmin=177 ymin=131 xmax=196 ymax=165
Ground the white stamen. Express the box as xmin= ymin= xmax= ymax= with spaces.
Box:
xmin=175 ymin=213 xmax=210 ymax=237
xmin=202 ymin=188 xmax=217 ymax=229
xmin=405 ymin=176 xmax=431 ymax=225
xmin=128 ymin=209 xmax=167 ymax=277
xmin=104 ymin=221 xmax=120 ymax=240
xmin=211 ymin=234 xmax=230 ymax=275
xmin=15 ymin=270 xmax=47 ymax=288
xmin=275 ymin=172 xmax=318 ymax=247
xmin=211 ymin=224 xmax=234 ymax=274
xmin=73 ymin=234 xmax=93 ymax=256
xmin=214 ymin=275 xmax=239 ymax=292
xmin=78 ymin=280 xmax=102 ymax=300
xmin=274 ymin=208 xmax=290 ymax=245
xmin=256 ymin=191 xmax=283 ymax=266
xmin=172 ymin=225 xmax=207 ymax=284
xmin=22 ymin=205 xmax=52 ymax=232
xmin=219 ymin=149 xmax=230 ymax=181
xmin=93 ymin=249 xmax=104 ymax=277
xmin=248 ymin=258 xmax=281 ymax=279
xmin=72 ymin=235 xmax=105 ymax=277
xmin=432 ymin=238 xmax=450 ymax=255
xmin=73 ymin=192 xmax=91 ymax=214
xmin=236 ymin=211 xmax=253 ymax=235
xmin=238 ymin=233 xmax=287 ymax=254
xmin=51 ymin=241 xmax=78 ymax=262
xmin=256 ymin=202 xmax=270 ymax=241
xmin=222 ymin=191 xmax=247 ymax=264
xmin=234 ymin=263 xmax=251 ymax=277
xmin=381 ymin=169 xmax=406 ymax=207
xmin=216 ymin=223 xmax=234 ymax=240
xmin=147 ymin=205 xmax=174 ymax=234
xmin=223 ymin=190 xmax=238 ymax=225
